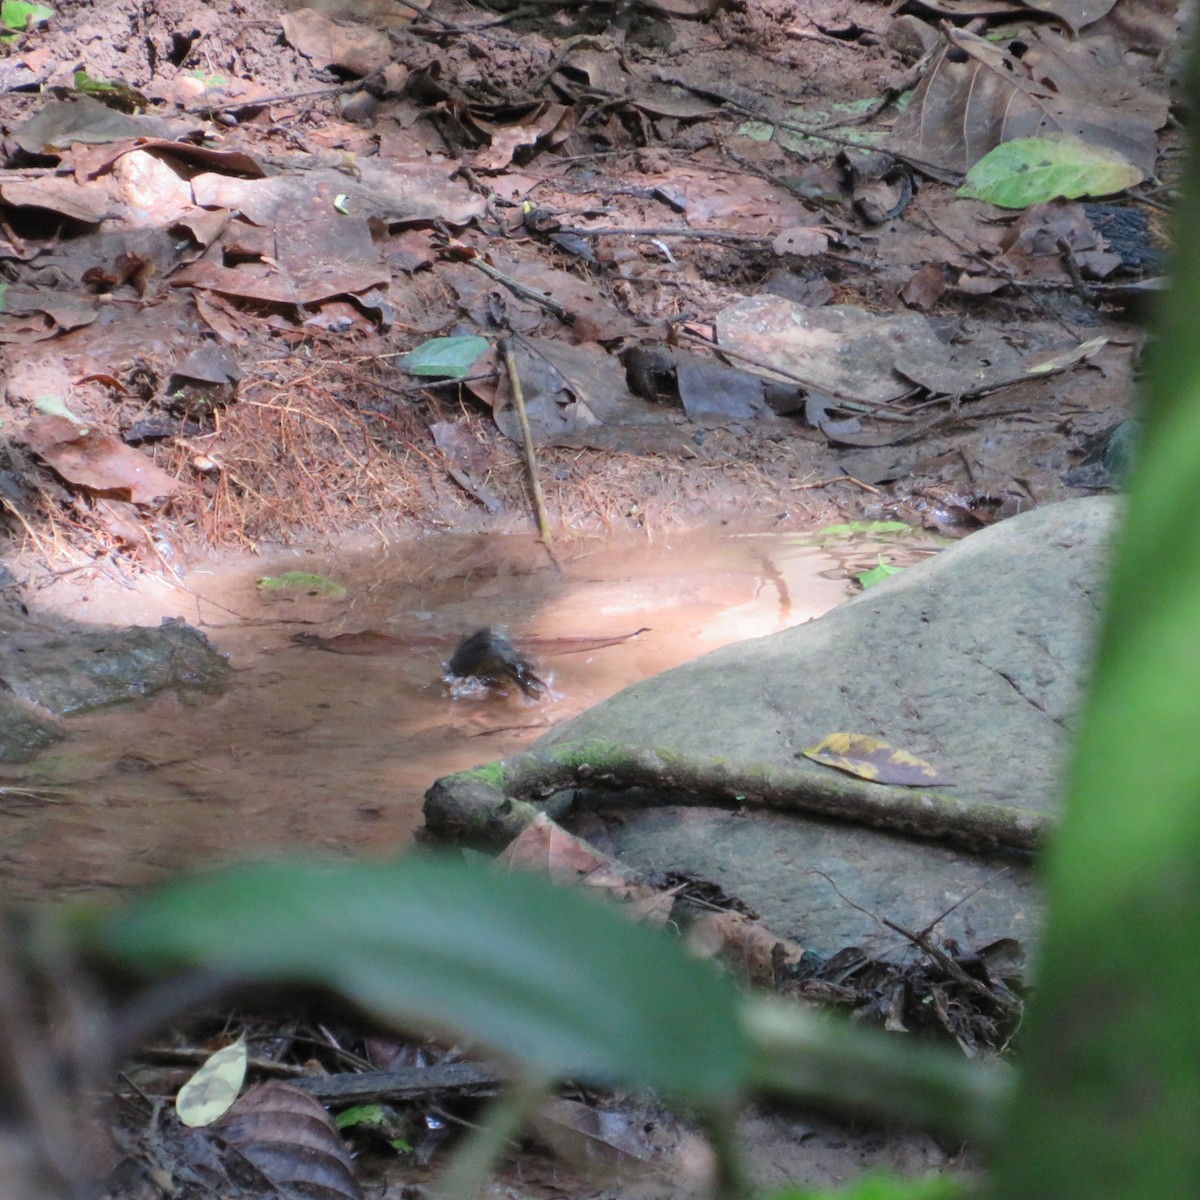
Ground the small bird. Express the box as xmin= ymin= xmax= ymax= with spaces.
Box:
xmin=446 ymin=627 xmax=548 ymax=698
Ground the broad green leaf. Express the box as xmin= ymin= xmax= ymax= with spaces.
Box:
xmin=958 ymin=137 xmax=1143 ymax=209
xmin=768 ymin=1175 xmax=966 ymax=1200
xmin=991 ymin=31 xmax=1200 ymax=1200
xmin=335 ymin=1103 xmax=413 ymax=1151
xmin=256 ymin=571 xmax=346 ymax=599
xmin=810 ymin=520 xmax=911 ymax=539
xmin=334 ymin=1103 xmax=390 ymax=1130
xmin=402 ymin=336 xmax=489 ymax=379
xmin=184 ymin=69 xmax=228 ymax=87
xmin=857 ymin=554 xmax=903 ymax=589
xmin=70 ymin=70 xmax=147 ymax=111
xmin=1 ymin=0 xmax=53 ymax=32
xmin=84 ymin=856 xmax=749 ymax=1101
xmin=176 ymin=1034 xmax=247 ymax=1127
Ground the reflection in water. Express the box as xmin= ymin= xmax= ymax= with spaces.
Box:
xmin=3 ymin=531 xmax=853 ymax=899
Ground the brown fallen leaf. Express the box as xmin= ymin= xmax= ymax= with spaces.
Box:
xmin=291 ymin=630 xmax=444 ymax=654
xmin=501 ymin=814 xmax=808 ymax=976
xmin=525 ymin=628 xmax=651 ymax=656
xmin=500 ymin=812 xmax=661 ymax=903
xmin=686 ymin=908 xmax=807 ymax=982
xmin=213 ymin=1081 xmax=362 ymax=1200
xmin=292 ymin=628 xmax=650 ymax=657
xmin=19 ymin=415 xmax=183 ymax=504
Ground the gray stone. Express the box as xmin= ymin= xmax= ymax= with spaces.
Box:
xmin=427 ymin=497 xmax=1119 ymax=961
xmin=0 ymin=612 xmax=229 ymax=762
xmin=537 ymin=495 xmax=1116 ymax=815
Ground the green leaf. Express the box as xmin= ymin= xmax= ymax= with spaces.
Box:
xmin=73 ymin=69 xmax=118 ymax=94
xmin=991 ymin=31 xmax=1200 ymax=1200
xmin=71 ymin=69 xmax=147 ymax=111
xmin=334 ymin=1103 xmax=390 ymax=1130
xmin=767 ymin=1174 xmax=967 ymax=1200
xmin=739 ymin=99 xmax=888 ymax=154
xmin=958 ymin=137 xmax=1143 ymax=209
xmin=255 ymin=571 xmax=346 ymax=599
xmin=857 ymin=554 xmax=903 ymax=590
xmin=83 ymin=856 xmax=750 ymax=1101
xmin=811 ymin=520 xmax=911 ymax=538
xmin=1 ymin=0 xmax=53 ymax=32
xmin=402 ymin=336 xmax=490 ymax=379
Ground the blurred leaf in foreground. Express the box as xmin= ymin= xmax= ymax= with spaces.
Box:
xmin=82 ymin=856 xmax=749 ymax=1102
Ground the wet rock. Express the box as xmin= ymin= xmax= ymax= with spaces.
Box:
xmin=0 ymin=614 xmax=228 ymax=761
xmin=0 ymin=692 xmax=64 ymax=763
xmin=427 ymin=496 xmax=1119 ymax=961
xmin=539 ymin=497 xmax=1115 ymax=811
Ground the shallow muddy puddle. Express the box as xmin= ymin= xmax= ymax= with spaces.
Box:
xmin=1 ymin=528 xmax=932 ymax=900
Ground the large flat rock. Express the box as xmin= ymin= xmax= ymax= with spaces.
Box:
xmin=536 ymin=496 xmax=1117 ymax=815
xmin=427 ymin=497 xmax=1118 ymax=960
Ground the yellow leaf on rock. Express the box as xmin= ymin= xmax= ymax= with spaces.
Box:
xmin=801 ymin=733 xmax=949 ymax=786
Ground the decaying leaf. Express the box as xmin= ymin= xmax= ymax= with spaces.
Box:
xmin=715 ymin=296 xmax=935 ymax=405
xmin=500 ymin=811 xmax=660 ymax=902
xmin=891 ymin=26 xmax=1166 ymax=176
xmin=214 ymin=1081 xmax=363 ymax=1200
xmin=675 ymin=351 xmax=770 ymax=424
xmin=772 ymin=225 xmax=832 ymax=257
xmin=686 ymin=908 xmax=807 ymax=981
xmin=531 ymin=1096 xmax=665 ymax=1174
xmin=501 ymin=814 xmax=808 ymax=977
xmin=19 ymin=415 xmax=183 ymax=504
xmin=802 ymin=733 xmax=950 ymax=786
xmin=473 ymin=103 xmax=574 ymax=171
xmin=292 ymin=629 xmax=444 ymax=655
xmin=492 ymin=338 xmax=681 ymax=448
xmin=281 ymin=8 xmax=392 ymax=76
xmin=12 ymin=95 xmax=190 ymax=154
xmin=176 ymin=1034 xmax=247 ymax=1128
xmin=292 ymin=627 xmax=650 ymax=658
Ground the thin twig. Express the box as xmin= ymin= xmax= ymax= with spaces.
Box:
xmin=882 ymin=917 xmax=1001 ymax=1003
xmin=793 ymin=474 xmax=882 ymax=494
xmin=469 ymin=258 xmax=575 ymax=323
xmin=676 ymin=326 xmax=917 ymax=417
xmin=394 ymin=0 xmax=525 ymax=46
xmin=501 ymin=338 xmax=559 ymax=569
xmin=561 ymin=224 xmax=770 ymax=244
xmin=918 ymin=212 xmax=1083 ymax=339
xmin=185 ymin=82 xmax=360 ymax=115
